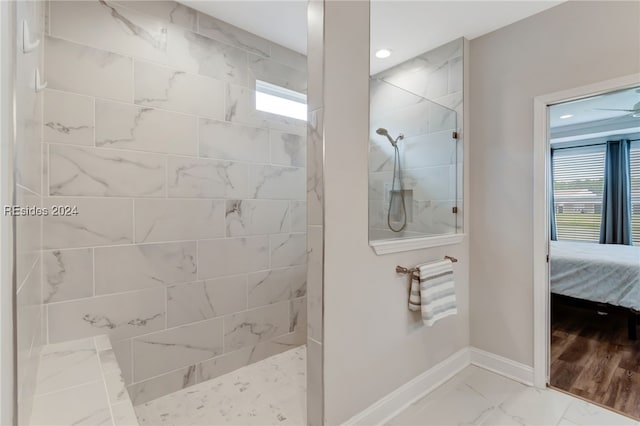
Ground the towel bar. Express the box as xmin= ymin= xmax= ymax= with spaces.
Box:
xmin=396 ymin=256 xmax=458 ymax=275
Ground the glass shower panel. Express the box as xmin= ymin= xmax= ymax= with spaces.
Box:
xmin=369 ymin=78 xmax=458 ymax=242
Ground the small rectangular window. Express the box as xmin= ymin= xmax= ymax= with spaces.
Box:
xmin=255 ymin=80 xmax=307 ymax=121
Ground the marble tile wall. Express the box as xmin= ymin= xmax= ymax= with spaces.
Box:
xmin=41 ymin=0 xmax=307 ymax=404
xmin=15 ymin=1 xmax=46 ymax=424
xmin=369 ymin=38 xmax=464 ymax=239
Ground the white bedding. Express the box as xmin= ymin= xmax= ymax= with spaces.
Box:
xmin=550 ymin=240 xmax=640 ymax=311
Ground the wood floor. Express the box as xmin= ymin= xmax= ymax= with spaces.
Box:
xmin=550 ymin=302 xmax=640 ymax=420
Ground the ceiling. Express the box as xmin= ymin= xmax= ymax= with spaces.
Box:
xmin=179 ymin=1 xmax=564 ymax=73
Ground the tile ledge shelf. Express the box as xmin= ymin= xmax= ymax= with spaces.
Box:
xmin=370 ymin=233 xmax=465 ymax=255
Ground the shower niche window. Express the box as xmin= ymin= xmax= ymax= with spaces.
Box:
xmin=369 ymin=77 xmax=463 ymax=252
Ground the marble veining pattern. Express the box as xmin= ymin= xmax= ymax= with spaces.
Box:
xmin=135 ymin=346 xmax=306 ymax=425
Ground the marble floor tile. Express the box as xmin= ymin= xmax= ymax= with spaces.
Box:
xmin=135 ymin=345 xmax=306 ymax=426
xmin=30 ymin=380 xmax=112 ymax=426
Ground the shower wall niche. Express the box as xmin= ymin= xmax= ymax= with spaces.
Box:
xmin=369 ymin=38 xmax=464 ymax=247
xmin=40 ymin=0 xmax=307 ymax=405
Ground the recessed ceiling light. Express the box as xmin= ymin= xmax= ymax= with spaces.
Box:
xmin=375 ymin=49 xmax=391 ymax=59
xmin=559 ymin=114 xmax=574 ymax=119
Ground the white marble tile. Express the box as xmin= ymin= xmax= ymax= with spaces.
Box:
xmin=45 ymin=36 xmax=133 ymax=102
xmin=15 ymin=187 xmax=42 ymax=286
xmin=30 ymin=380 xmax=112 ymax=426
xmin=307 ymin=225 xmax=323 ymax=342
xmin=225 ymin=199 xmax=290 ymax=237
xmin=167 ymin=156 xmax=248 ymax=199
xmin=112 ymin=339 xmax=134 ymax=385
xmin=112 ymin=400 xmax=140 ymax=426
xmin=94 ymin=242 xmax=197 ymax=294
xmin=94 ymin=334 xmax=113 ymax=352
xmin=135 ymin=198 xmax=225 ymax=243
xmin=136 ymin=346 xmax=306 ymax=425
xmin=429 ymin=102 xmax=457 ymax=134
xmin=134 ymin=60 xmax=224 ymax=119
xmin=96 ymin=99 xmax=198 ymax=156
xmin=43 ymin=89 xmax=94 ymax=146
xmin=307 ymin=108 xmax=323 ymax=226
xmin=43 ymin=197 xmax=133 ymax=249
xmin=482 ymin=386 xmax=573 ymax=426
xmin=114 ymin=0 xmax=197 ymax=31
xmin=168 ymin=26 xmax=248 ymax=86
xmin=223 ymin=301 xmax=289 ymax=352
xmin=198 ymin=118 xmax=269 ymax=163
xmin=104 ymin=370 xmax=129 ymax=405
xmin=133 ymin=318 xmax=223 ymax=381
xmin=402 ymin=130 xmax=457 ymax=170
xmin=167 ymin=277 xmax=247 ymax=327
xmin=248 ymin=53 xmax=307 ymax=93
xmin=307 ymin=339 xmax=322 ymax=426
xmin=196 ymin=12 xmax=271 ymax=58
xmin=462 ymin=366 xmax=529 ymax=407
xmin=289 ymin=297 xmax=307 ymax=334
xmin=448 ymin=55 xmax=463 ymax=95
xmin=15 ymin=76 xmax=43 ymax=194
xmin=35 ymin=337 xmax=101 ymax=395
xmin=271 ymin=130 xmax=306 ymax=167
xmin=47 ymin=287 xmax=165 ymax=343
xmin=561 ymin=399 xmax=637 ymax=426
xmin=50 ymin=0 xmax=168 ymax=64
xmin=98 ymin=349 xmax=120 ymax=374
xmin=49 ymin=144 xmax=166 ymax=197
xmin=270 ymin=44 xmax=307 ymax=71
xmin=247 ymin=265 xmax=307 ymax=308
xmin=43 ymin=248 xmax=93 ymax=303
xmin=270 ymin=233 xmax=307 ymax=268
xmin=249 ymin=165 xmax=306 ymax=200
xmin=198 ymin=236 xmax=269 ymax=279
xmin=128 ymin=365 xmax=196 ymax=406
xmin=290 ymin=201 xmax=306 ymax=233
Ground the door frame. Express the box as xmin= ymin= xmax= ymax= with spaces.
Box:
xmin=532 ymin=73 xmax=640 ymax=388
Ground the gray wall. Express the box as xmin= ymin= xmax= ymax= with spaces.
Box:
xmin=469 ymin=0 xmax=640 ymax=366
xmin=41 ymin=0 xmax=307 ymax=405
xmin=15 ymin=1 xmax=45 ymax=424
xmin=315 ymin=2 xmax=470 ymax=424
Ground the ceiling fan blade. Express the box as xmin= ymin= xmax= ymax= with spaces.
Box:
xmin=592 ymin=108 xmax=636 ymax=112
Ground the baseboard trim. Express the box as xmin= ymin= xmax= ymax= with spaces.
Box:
xmin=342 ymin=347 xmax=471 ymax=426
xmin=469 ymin=347 xmax=534 ymax=386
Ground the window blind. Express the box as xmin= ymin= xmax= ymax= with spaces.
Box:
xmin=631 ymin=141 xmax=640 ymax=245
xmin=552 ymin=145 xmax=606 ymax=242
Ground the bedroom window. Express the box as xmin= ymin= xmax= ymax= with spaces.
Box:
xmin=631 ymin=141 xmax=640 ymax=245
xmin=552 ymin=145 xmax=606 ymax=242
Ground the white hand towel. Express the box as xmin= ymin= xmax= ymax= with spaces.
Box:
xmin=416 ymin=260 xmax=457 ymax=326
xmin=408 ymin=271 xmax=421 ymax=312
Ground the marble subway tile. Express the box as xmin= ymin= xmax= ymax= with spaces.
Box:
xmin=15 ymin=187 xmax=42 ymax=286
xmin=45 ymin=36 xmax=133 ymax=102
xmin=429 ymin=102 xmax=457 ymax=133
xmin=402 ymin=131 xmax=457 ymax=170
xmin=43 ymin=197 xmax=133 ymax=249
xmin=95 ymin=99 xmax=197 ymax=156
xmin=134 ymin=60 xmax=224 ymax=119
xmin=49 ymin=145 xmax=166 ymax=197
xmin=168 ymin=27 xmax=248 ymax=86
xmin=249 ymin=165 xmax=306 ymax=200
xmin=307 ymin=338 xmax=323 ymax=426
xmin=167 ymin=156 xmax=248 ymax=199
xmin=50 ymin=0 xmax=168 ymax=64
xmin=225 ymin=199 xmax=290 ymax=237
xmin=135 ymin=198 xmax=225 ymax=243
xmin=113 ymin=1 xmax=197 ymax=31
xmin=307 ymin=225 xmax=323 ymax=343
xmin=269 ymin=44 xmax=307 ymax=71
xmin=223 ymin=301 xmax=289 ymax=352
xmin=97 ymin=349 xmax=120 ymax=374
xmin=47 ymin=287 xmax=165 ymax=343
xmin=247 ymin=265 xmax=307 ymax=308
xmin=112 ymin=339 xmax=133 ymax=385
xmin=133 ymin=318 xmax=223 ymax=381
xmin=448 ymin=56 xmax=463 ymax=94
xmin=127 ymin=364 xmax=196 ymax=406
xmin=43 ymin=248 xmax=93 ymax=304
xmin=94 ymin=242 xmax=197 ymax=294
xmin=43 ymin=89 xmax=94 ymax=146
xmin=167 ymin=277 xmax=247 ymax=328
xmin=248 ymin=54 xmax=307 ymax=93
xmin=199 ymin=118 xmax=269 ymax=163
xmin=307 ymin=108 xmax=323 ymax=226
xmin=14 ymin=76 xmax=42 ymax=194
xmin=111 ymin=400 xmax=140 ymax=426
xmin=270 ymin=233 xmax=307 ymax=268
xmin=35 ymin=338 xmax=101 ymax=395
xmin=198 ymin=236 xmax=269 ymax=279
xmin=270 ymin=131 xmax=306 ymax=167
xmin=30 ymin=381 xmax=112 ymax=426
xmin=104 ymin=371 xmax=129 ymax=405
xmin=290 ymin=297 xmax=307 ymax=334
xmin=290 ymin=201 xmax=306 ymax=233
xmin=196 ymin=12 xmax=270 ymax=57
xmin=94 ymin=334 xmax=113 ymax=352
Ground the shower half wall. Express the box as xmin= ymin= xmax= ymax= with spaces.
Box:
xmin=40 ymin=0 xmax=307 ymax=405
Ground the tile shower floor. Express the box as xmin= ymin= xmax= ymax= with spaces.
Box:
xmin=135 ymin=346 xmax=306 ymax=425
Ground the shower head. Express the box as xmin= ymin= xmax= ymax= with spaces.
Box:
xmin=376 ymin=128 xmax=404 ymax=147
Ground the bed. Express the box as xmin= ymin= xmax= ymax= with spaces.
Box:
xmin=550 ymin=240 xmax=640 ymax=339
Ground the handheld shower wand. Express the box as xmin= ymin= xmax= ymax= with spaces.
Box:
xmin=375 ymin=128 xmax=407 ymax=232
xmin=376 ymin=128 xmax=404 ymax=147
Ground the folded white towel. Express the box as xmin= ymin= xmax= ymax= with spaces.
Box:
xmin=414 ymin=260 xmax=457 ymax=326
xmin=408 ymin=271 xmax=421 ymax=312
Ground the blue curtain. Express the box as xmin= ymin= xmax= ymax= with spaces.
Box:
xmin=600 ymin=139 xmax=632 ymax=245
xmin=550 ymin=149 xmax=557 ymax=241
